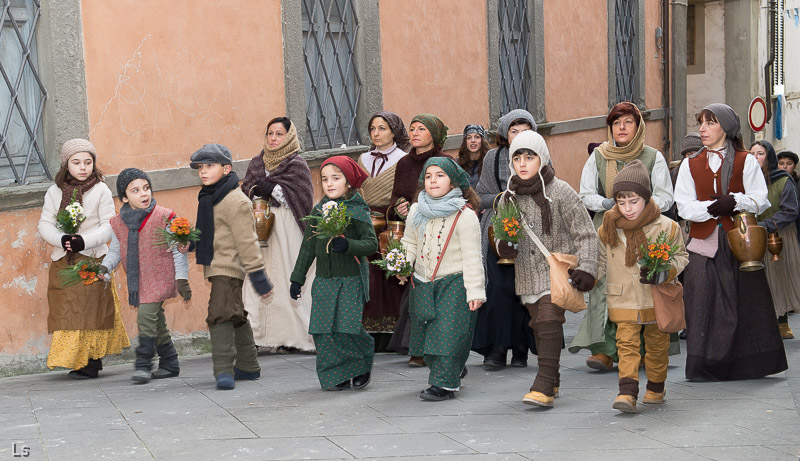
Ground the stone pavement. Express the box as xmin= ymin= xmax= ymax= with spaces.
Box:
xmin=1 ymin=313 xmax=798 ymax=461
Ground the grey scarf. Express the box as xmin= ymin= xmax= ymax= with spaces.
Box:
xmin=702 ymin=103 xmax=742 ymax=195
xmin=119 ymin=199 xmax=157 ymax=307
xmin=412 ymin=188 xmax=466 ymax=233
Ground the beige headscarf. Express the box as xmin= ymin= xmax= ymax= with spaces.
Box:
xmin=596 ymin=114 xmax=646 ymax=193
xmin=262 ymin=122 xmax=301 ymax=171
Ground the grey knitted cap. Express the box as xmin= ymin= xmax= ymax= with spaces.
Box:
xmin=498 ymin=109 xmax=537 ymax=139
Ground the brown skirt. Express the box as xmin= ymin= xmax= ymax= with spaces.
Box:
xmin=47 ymin=256 xmax=115 ymax=333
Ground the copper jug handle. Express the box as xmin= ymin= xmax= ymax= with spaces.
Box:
xmin=248 ymin=185 xmax=257 ymax=199
xmin=738 ymin=214 xmax=747 ymax=235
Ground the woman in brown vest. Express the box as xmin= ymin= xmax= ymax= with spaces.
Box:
xmin=674 ymin=103 xmax=787 ymax=380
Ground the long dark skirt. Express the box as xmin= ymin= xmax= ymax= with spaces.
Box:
xmin=684 ymin=230 xmax=787 ymax=381
xmin=471 ymin=249 xmax=536 ymax=356
xmin=362 ymin=253 xmax=405 ymax=334
xmin=387 ymin=285 xmax=411 ymax=354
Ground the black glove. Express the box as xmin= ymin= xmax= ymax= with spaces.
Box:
xmin=253 ymin=182 xmax=276 ymax=199
xmin=67 ymin=235 xmax=85 ymax=252
xmin=60 ymin=234 xmax=72 ymax=251
xmin=707 ymin=194 xmax=737 ymax=217
xmin=496 ymin=241 xmax=518 ymax=259
xmin=290 ymin=282 xmax=302 ymax=300
xmin=177 ymin=279 xmax=192 ymax=301
xmin=568 ymin=269 xmax=596 ymax=292
xmin=330 ymin=236 xmax=349 ymax=253
xmin=639 ymin=267 xmax=668 ymax=285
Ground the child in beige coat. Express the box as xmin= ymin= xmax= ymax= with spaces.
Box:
xmin=598 ymin=160 xmax=688 ymax=413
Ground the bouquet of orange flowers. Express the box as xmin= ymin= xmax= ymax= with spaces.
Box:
xmin=59 ymin=260 xmax=106 ymax=287
xmin=638 ymin=231 xmax=682 ymax=281
xmin=156 ymin=216 xmax=201 ymax=250
xmin=491 ymin=200 xmax=522 ymax=244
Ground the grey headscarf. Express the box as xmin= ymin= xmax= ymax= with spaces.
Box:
xmin=497 ymin=109 xmax=537 ymax=140
xmin=691 ymin=103 xmax=743 ymax=195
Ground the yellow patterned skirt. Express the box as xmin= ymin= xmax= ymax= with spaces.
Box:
xmin=46 ymin=275 xmax=130 ymax=370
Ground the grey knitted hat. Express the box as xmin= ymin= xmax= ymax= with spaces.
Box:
xmin=117 ymin=168 xmax=151 ymax=199
xmin=498 ymin=109 xmax=537 ymax=139
xmin=681 ymin=132 xmax=703 ymax=157
xmin=190 ymin=143 xmax=233 ymax=168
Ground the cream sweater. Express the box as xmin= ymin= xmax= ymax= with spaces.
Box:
xmin=401 ymin=203 xmax=486 ymax=303
xmin=38 ymin=183 xmax=115 ymax=261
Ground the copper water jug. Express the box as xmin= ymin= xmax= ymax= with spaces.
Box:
xmin=727 ymin=212 xmax=766 ymax=271
xmin=252 ymin=197 xmax=275 ymax=247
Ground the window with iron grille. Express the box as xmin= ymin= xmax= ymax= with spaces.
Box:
xmin=614 ymin=0 xmax=637 ymax=103
xmin=0 ymin=0 xmax=47 ymax=187
xmin=302 ymin=0 xmax=362 ymax=151
xmin=498 ymin=0 xmax=530 ymax=113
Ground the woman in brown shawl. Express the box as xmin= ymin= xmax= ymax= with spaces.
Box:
xmin=241 ymin=117 xmax=316 ymax=352
xmin=358 ymin=111 xmax=410 ymax=345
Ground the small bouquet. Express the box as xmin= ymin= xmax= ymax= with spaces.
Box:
xmin=59 ymin=260 xmax=106 ymax=287
xmin=371 ymin=238 xmax=413 ymax=284
xmin=156 ymin=217 xmax=201 ymax=250
xmin=302 ymin=201 xmax=351 ymax=251
xmin=638 ymin=231 xmax=682 ymax=281
xmin=55 ymin=190 xmax=86 ymax=234
xmin=490 ymin=200 xmax=522 ymax=244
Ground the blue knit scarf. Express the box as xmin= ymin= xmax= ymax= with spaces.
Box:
xmin=412 ymin=188 xmax=466 ymax=233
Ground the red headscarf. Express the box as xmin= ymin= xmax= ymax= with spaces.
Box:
xmin=321 ymin=155 xmax=369 ymax=189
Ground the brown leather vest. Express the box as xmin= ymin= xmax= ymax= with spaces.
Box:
xmin=688 ymin=150 xmax=747 ymax=238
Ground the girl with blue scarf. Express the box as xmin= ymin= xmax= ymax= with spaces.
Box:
xmin=400 ymin=157 xmax=485 ymax=401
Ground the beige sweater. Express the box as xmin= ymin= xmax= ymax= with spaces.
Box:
xmin=203 ymin=188 xmax=267 ymax=280
xmin=38 ymin=183 xmax=115 ymax=261
xmin=401 ymin=204 xmax=486 ymax=303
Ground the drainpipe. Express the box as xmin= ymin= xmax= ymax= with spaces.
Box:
xmin=764 ymin=0 xmax=776 ymax=123
xmin=661 ymin=0 xmax=671 ymax=156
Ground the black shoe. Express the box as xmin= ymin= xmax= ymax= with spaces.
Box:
xmin=460 ymin=367 xmax=468 ymax=379
xmin=68 ymin=370 xmax=95 ymax=380
xmin=326 ymin=380 xmax=351 ymax=391
xmin=352 ymin=372 xmax=371 ymax=390
xmin=510 ymin=346 xmax=528 ymax=368
xmin=679 ymin=329 xmax=687 ymax=340
xmin=483 ymin=348 xmax=506 ymax=368
xmin=420 ymin=385 xmax=455 ymax=401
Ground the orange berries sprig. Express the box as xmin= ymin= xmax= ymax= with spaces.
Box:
xmin=157 ymin=216 xmax=201 ymax=249
xmin=491 ymin=199 xmax=522 ymax=244
xmin=638 ymin=231 xmax=682 ymax=282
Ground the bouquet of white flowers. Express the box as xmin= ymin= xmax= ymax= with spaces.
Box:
xmin=55 ymin=191 xmax=86 ymax=234
xmin=371 ymin=239 xmax=413 ymax=284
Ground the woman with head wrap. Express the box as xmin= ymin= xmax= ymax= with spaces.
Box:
xmin=386 ymin=114 xmax=449 ymax=365
xmin=357 ymin=111 xmax=410 ymax=345
xmin=457 ymin=124 xmax=490 ymax=187
xmin=471 ymin=109 xmax=537 ymax=369
xmin=674 ymin=103 xmax=787 ymax=380
xmin=571 ymin=102 xmax=676 ymax=372
xmin=749 ymin=140 xmax=800 ymax=340
xmin=240 ymin=117 xmax=316 ymax=352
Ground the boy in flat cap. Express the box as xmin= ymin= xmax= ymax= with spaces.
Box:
xmin=190 ymin=144 xmax=273 ymax=390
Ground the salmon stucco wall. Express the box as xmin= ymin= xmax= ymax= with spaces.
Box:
xmin=379 ymin=0 xmax=490 ymax=133
xmin=81 ymin=0 xmax=287 ymax=174
xmin=543 ymin=0 xmax=609 ymax=121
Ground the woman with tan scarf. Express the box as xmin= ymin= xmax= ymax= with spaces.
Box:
xmin=241 ymin=117 xmax=316 ymax=352
xmin=572 ymin=102 xmax=674 ymax=372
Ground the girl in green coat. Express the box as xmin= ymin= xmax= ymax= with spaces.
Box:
xmin=290 ymin=156 xmax=378 ymax=391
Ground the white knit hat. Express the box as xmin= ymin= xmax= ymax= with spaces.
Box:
xmin=507 ymin=130 xmax=552 ymax=201
xmin=60 ymin=138 xmax=96 ymax=166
